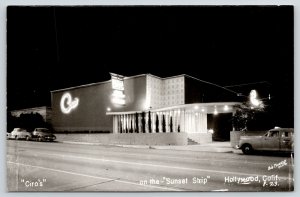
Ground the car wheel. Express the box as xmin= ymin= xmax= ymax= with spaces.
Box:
xmin=15 ymin=135 xmax=18 ymax=140
xmin=25 ymin=136 xmax=30 ymax=141
xmin=38 ymin=137 xmax=42 ymax=142
xmin=242 ymin=144 xmax=253 ymax=155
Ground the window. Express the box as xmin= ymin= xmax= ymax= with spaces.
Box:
xmin=282 ymin=131 xmax=289 ymax=137
xmin=268 ymin=131 xmax=279 ymax=137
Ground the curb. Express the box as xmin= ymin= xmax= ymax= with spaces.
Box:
xmin=59 ymin=140 xmax=240 ymax=153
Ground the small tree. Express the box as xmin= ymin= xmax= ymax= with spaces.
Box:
xmin=232 ymin=102 xmax=265 ymax=131
xmin=130 ymin=119 xmax=133 ymax=133
xmin=169 ymin=116 xmax=173 ymax=133
xmin=155 ymin=114 xmax=159 ymax=133
xmin=148 ymin=111 xmax=152 ymax=133
xmin=135 ymin=112 xmax=139 ymax=133
xmin=162 ymin=115 xmax=166 ymax=133
xmin=141 ymin=112 xmax=146 ymax=133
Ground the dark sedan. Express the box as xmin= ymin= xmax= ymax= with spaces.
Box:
xmin=32 ymin=128 xmax=56 ymax=142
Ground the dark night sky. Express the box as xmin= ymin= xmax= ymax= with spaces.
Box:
xmin=7 ymin=6 xmax=294 ymax=126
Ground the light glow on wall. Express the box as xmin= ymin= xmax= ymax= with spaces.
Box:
xmin=208 ymin=129 xmax=214 ymax=134
xmin=112 ymin=90 xmax=125 ymax=98
xmin=223 ymin=105 xmax=229 ymax=111
xmin=213 ymin=106 xmax=218 ymax=115
xmin=60 ymin=93 xmax=79 ymax=114
xmin=112 ymin=97 xmax=126 ymax=105
xmin=144 ymin=95 xmax=151 ymax=110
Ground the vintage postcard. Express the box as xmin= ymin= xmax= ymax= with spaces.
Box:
xmin=6 ymin=6 xmax=294 ymax=192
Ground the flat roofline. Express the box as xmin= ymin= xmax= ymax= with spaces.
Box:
xmin=51 ymin=73 xmax=190 ymax=93
xmin=51 ymin=73 xmax=235 ymax=94
xmin=51 ymin=74 xmax=149 ymax=93
xmin=106 ymin=102 xmax=241 ymax=115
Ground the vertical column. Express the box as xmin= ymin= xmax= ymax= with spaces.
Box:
xmin=166 ymin=111 xmax=169 ymax=133
xmin=174 ymin=110 xmax=178 ymax=132
xmin=123 ymin=114 xmax=126 ymax=133
xmin=124 ymin=114 xmax=127 ymax=133
xmin=127 ymin=114 xmax=130 ymax=133
xmin=145 ymin=112 xmax=149 ymax=133
xmin=192 ymin=112 xmax=195 ymax=133
xmin=194 ymin=113 xmax=198 ymax=133
xmin=185 ymin=112 xmax=189 ymax=133
xmin=194 ymin=112 xmax=197 ymax=133
xmin=201 ymin=113 xmax=208 ymax=133
xmin=113 ymin=116 xmax=118 ymax=133
xmin=179 ymin=110 xmax=184 ymax=133
xmin=129 ymin=114 xmax=132 ymax=133
xmin=158 ymin=112 xmax=162 ymax=133
xmin=131 ymin=114 xmax=135 ymax=133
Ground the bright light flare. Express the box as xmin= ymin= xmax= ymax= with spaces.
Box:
xmin=250 ymin=90 xmax=261 ymax=107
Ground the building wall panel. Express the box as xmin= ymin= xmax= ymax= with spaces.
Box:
xmin=51 ymin=76 xmax=147 ymax=132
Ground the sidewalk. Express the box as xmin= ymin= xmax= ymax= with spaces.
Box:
xmin=121 ymin=141 xmax=241 ymax=153
xmin=60 ymin=140 xmax=241 ymax=154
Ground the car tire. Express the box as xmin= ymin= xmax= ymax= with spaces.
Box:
xmin=38 ymin=136 xmax=42 ymax=142
xmin=242 ymin=144 xmax=253 ymax=155
xmin=25 ymin=136 xmax=30 ymax=141
xmin=15 ymin=135 xmax=18 ymax=140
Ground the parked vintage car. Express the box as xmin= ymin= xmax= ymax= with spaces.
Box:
xmin=236 ymin=128 xmax=294 ymax=154
xmin=32 ymin=128 xmax=56 ymax=142
xmin=6 ymin=132 xmax=12 ymax=140
xmin=10 ymin=128 xmax=32 ymax=140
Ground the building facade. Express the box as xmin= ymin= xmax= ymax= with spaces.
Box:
xmin=51 ymin=74 xmax=240 ymax=143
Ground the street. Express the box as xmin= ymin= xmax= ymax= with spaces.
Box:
xmin=6 ymin=140 xmax=294 ymax=192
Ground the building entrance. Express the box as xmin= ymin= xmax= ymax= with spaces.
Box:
xmin=208 ymin=113 xmax=233 ymax=141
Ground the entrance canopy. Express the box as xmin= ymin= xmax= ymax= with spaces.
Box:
xmin=106 ymin=102 xmax=241 ymax=135
xmin=106 ymin=102 xmax=241 ymax=116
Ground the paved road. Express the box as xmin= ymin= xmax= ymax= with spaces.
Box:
xmin=6 ymin=140 xmax=294 ymax=192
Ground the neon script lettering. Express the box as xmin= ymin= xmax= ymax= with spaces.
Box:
xmin=60 ymin=93 xmax=79 ymax=114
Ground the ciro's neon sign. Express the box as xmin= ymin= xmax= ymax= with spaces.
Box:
xmin=60 ymin=93 xmax=79 ymax=114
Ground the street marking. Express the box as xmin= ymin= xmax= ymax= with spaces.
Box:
xmin=18 ymin=152 xmax=293 ymax=181
xmin=7 ymin=161 xmax=183 ymax=191
xmin=7 ymin=144 xmax=291 ymax=167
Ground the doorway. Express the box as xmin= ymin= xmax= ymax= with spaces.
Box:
xmin=207 ymin=113 xmax=232 ymax=141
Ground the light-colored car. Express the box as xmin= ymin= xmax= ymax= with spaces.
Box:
xmin=10 ymin=128 xmax=32 ymax=141
xmin=237 ymin=128 xmax=294 ymax=154
xmin=32 ymin=128 xmax=56 ymax=142
xmin=6 ymin=132 xmax=12 ymax=140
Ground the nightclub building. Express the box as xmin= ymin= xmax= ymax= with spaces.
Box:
xmin=51 ymin=73 xmax=240 ymax=144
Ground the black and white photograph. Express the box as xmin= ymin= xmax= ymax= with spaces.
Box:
xmin=6 ymin=5 xmax=294 ymax=192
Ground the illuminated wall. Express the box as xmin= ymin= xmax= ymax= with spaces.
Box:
xmin=162 ymin=76 xmax=185 ymax=107
xmin=146 ymin=75 xmax=185 ymax=109
xmin=51 ymin=73 xmax=238 ymax=133
xmin=51 ymin=75 xmax=147 ymax=132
